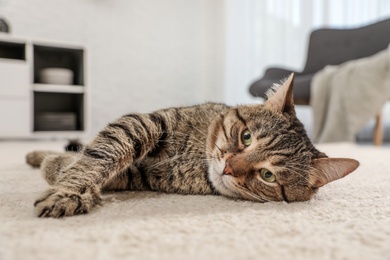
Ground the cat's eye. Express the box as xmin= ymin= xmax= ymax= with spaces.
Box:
xmin=259 ymin=168 xmax=276 ymax=183
xmin=241 ymin=130 xmax=252 ymax=146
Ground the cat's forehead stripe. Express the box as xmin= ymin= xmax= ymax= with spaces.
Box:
xmin=234 ymin=108 xmax=247 ymax=126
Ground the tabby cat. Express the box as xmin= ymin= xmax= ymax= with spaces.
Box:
xmin=27 ymin=74 xmax=359 ymax=218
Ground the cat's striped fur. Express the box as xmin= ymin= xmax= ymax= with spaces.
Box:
xmin=27 ymin=74 xmax=359 ymax=218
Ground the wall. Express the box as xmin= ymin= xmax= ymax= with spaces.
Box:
xmin=1 ymin=0 xmax=225 ymax=136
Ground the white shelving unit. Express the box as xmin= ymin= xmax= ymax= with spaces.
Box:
xmin=33 ymin=84 xmax=85 ymax=94
xmin=0 ymin=34 xmax=88 ymax=139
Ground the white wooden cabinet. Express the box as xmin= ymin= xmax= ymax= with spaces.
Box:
xmin=0 ymin=35 xmax=88 ymax=139
xmin=0 ymin=60 xmax=29 ymax=97
xmin=0 ymin=99 xmax=30 ymax=137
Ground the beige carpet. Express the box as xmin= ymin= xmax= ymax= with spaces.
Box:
xmin=0 ymin=141 xmax=389 ymax=260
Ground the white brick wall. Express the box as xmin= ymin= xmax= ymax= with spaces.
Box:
xmin=1 ymin=0 xmax=225 ymax=137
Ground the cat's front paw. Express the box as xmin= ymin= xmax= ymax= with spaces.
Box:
xmin=34 ymin=188 xmax=101 ymax=218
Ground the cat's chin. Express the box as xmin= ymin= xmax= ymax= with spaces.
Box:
xmin=208 ymin=161 xmax=238 ymax=198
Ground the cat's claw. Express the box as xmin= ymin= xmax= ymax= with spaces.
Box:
xmin=34 ymin=188 xmax=101 ymax=218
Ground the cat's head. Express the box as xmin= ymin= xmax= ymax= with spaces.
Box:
xmin=206 ymin=74 xmax=359 ymax=202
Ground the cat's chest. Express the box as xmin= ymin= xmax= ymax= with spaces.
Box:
xmin=137 ymin=139 xmax=214 ymax=194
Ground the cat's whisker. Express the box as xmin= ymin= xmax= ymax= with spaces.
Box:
xmin=214 ymin=144 xmax=222 ymax=153
xmin=237 ymin=185 xmax=270 ymax=202
xmin=222 ymin=177 xmax=270 ymax=202
xmin=287 ymin=165 xmax=315 ymax=187
xmin=191 ymin=123 xmax=222 ymax=150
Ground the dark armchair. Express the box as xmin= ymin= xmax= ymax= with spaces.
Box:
xmin=249 ymin=17 xmax=390 ymax=105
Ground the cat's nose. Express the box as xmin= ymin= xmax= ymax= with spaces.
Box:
xmin=223 ymin=163 xmax=234 ymax=175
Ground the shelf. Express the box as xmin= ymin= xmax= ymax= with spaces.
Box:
xmin=33 ymin=45 xmax=84 ymax=85
xmin=0 ymin=57 xmax=26 ymax=64
xmin=33 ymin=92 xmax=84 ymax=132
xmin=33 ymin=84 xmax=84 ymax=93
xmin=0 ymin=40 xmax=26 ymax=60
xmin=32 ymin=130 xmax=85 ymax=137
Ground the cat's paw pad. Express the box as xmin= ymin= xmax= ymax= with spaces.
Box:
xmin=34 ymin=188 xmax=101 ymax=218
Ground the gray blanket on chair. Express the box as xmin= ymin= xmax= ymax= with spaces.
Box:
xmin=311 ymin=45 xmax=390 ymax=143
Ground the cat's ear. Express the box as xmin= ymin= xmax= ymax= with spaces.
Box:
xmin=264 ymin=73 xmax=295 ymax=114
xmin=309 ymin=158 xmax=359 ymax=188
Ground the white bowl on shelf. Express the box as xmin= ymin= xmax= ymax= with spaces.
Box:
xmin=39 ymin=68 xmax=74 ymax=85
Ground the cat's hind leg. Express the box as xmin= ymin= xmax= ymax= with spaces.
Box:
xmin=26 ymin=151 xmax=63 ymax=168
xmin=40 ymin=153 xmax=79 ymax=185
xmin=27 ymin=151 xmax=79 ymax=185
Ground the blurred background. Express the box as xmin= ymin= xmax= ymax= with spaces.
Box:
xmin=0 ymin=0 xmax=389 ymax=142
